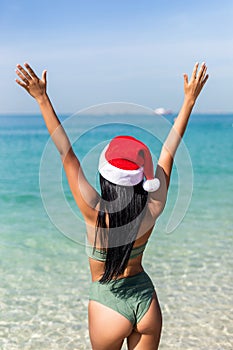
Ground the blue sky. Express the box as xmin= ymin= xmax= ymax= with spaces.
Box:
xmin=1 ymin=0 xmax=233 ymax=114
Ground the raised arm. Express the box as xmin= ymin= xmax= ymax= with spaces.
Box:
xmin=148 ymin=62 xmax=209 ymax=217
xmin=15 ymin=63 xmax=99 ymax=220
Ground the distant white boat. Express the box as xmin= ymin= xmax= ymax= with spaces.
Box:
xmin=154 ymin=107 xmax=172 ymax=116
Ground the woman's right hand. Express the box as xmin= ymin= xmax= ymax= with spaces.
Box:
xmin=183 ymin=62 xmax=209 ymax=106
xmin=15 ymin=63 xmax=47 ymax=103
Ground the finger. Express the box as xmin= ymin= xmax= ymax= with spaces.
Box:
xmin=201 ymin=74 xmax=209 ymax=86
xmin=201 ymin=65 xmax=208 ymax=81
xmin=197 ymin=62 xmax=206 ymax=81
xmin=24 ymin=62 xmax=39 ymax=79
xmin=15 ymin=78 xmax=29 ymax=89
xmin=16 ymin=64 xmax=32 ymax=81
xmin=191 ymin=62 xmax=199 ymax=81
xmin=183 ymin=73 xmax=188 ymax=85
xmin=201 ymin=67 xmax=208 ymax=83
xmin=42 ymin=69 xmax=47 ymax=84
xmin=15 ymin=69 xmax=29 ymax=85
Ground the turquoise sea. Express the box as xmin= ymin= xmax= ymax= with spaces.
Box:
xmin=0 ymin=107 xmax=233 ymax=349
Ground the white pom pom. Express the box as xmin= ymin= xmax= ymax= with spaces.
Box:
xmin=143 ymin=178 xmax=160 ymax=192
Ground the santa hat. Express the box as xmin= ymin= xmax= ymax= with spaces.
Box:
xmin=98 ymin=136 xmax=160 ymax=192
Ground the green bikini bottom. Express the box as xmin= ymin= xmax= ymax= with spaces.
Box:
xmin=89 ymin=271 xmax=155 ymax=327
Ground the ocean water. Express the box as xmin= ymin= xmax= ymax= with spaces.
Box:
xmin=0 ymin=109 xmax=233 ymax=350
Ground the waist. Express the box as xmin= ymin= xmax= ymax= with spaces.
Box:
xmin=89 ymin=258 xmax=144 ymax=281
xmin=90 ymin=270 xmax=153 ymax=288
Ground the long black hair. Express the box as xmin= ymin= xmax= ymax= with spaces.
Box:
xmin=94 ymin=174 xmax=148 ymax=283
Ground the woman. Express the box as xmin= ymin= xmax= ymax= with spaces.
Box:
xmin=15 ymin=62 xmax=208 ymax=350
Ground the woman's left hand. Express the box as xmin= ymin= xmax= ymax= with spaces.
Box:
xmin=15 ymin=63 xmax=47 ymax=103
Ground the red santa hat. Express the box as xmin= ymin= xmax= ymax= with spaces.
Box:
xmin=98 ymin=136 xmax=160 ymax=192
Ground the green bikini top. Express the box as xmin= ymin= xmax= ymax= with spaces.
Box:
xmin=87 ymin=241 xmax=148 ymax=262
